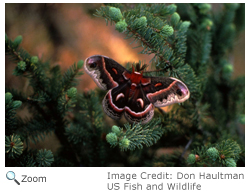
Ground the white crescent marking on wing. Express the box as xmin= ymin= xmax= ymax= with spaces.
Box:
xmin=115 ymin=93 xmax=125 ymax=101
xmin=137 ymin=98 xmax=144 ymax=109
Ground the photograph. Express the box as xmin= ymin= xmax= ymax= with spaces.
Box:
xmin=5 ymin=3 xmax=245 ymax=168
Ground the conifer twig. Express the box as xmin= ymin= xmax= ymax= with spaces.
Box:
xmin=180 ymin=136 xmax=194 ymax=160
xmin=127 ymin=26 xmax=168 ymax=63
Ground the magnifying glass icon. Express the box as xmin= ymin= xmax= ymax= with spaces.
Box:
xmin=6 ymin=171 xmax=20 ymax=185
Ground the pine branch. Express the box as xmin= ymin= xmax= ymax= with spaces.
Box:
xmin=95 ymin=4 xmax=190 ymax=75
xmin=106 ymin=118 xmax=163 ymax=151
xmin=188 ymin=139 xmax=242 ymax=167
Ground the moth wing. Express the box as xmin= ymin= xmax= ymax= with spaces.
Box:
xmin=124 ymin=86 xmax=154 ymax=124
xmin=102 ymin=82 xmax=129 ymax=120
xmin=84 ymin=55 xmax=128 ymax=90
xmin=143 ymin=77 xmax=190 ymax=107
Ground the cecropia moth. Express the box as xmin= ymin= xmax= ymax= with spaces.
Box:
xmin=84 ymin=55 xmax=190 ymax=124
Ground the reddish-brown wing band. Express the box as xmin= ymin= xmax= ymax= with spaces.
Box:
xmin=84 ymin=55 xmax=190 ymax=124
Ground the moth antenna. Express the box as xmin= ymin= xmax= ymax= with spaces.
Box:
xmin=132 ymin=65 xmax=135 ymax=73
xmin=136 ymin=63 xmax=141 ymax=72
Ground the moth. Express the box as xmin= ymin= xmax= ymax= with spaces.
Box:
xmin=84 ymin=55 xmax=190 ymax=124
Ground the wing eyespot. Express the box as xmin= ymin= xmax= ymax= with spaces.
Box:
xmin=90 ymin=62 xmax=97 ymax=68
xmin=176 ymin=88 xmax=182 ymax=96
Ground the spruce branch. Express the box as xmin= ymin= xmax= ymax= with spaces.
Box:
xmin=146 ymin=151 xmax=186 ymax=167
xmin=95 ymin=4 xmax=191 ymax=76
xmin=126 ymin=25 xmax=170 ymax=65
xmin=5 ymin=92 xmax=22 ymax=134
xmin=188 ymin=139 xmax=242 ymax=167
xmin=180 ymin=136 xmax=194 ymax=160
xmin=60 ymin=61 xmax=84 ymax=95
xmin=36 ymin=149 xmax=54 ymax=167
xmin=5 ymin=33 xmax=85 ymax=166
xmin=18 ymin=149 xmax=37 ymax=167
xmin=106 ymin=118 xmax=163 ymax=151
xmin=5 ymin=134 xmax=24 ymax=159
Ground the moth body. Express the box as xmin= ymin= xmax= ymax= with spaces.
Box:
xmin=84 ymin=55 xmax=190 ymax=124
